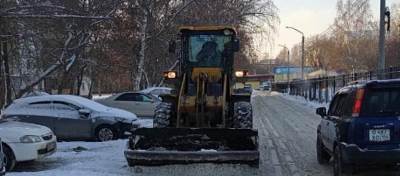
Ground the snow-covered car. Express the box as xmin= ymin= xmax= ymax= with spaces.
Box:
xmin=0 ymin=119 xmax=56 ymax=171
xmin=97 ymin=92 xmax=160 ymax=118
xmin=139 ymin=87 xmax=172 ymax=97
xmin=2 ymin=95 xmax=139 ymax=141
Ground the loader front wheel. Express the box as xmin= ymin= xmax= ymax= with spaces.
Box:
xmin=153 ymin=102 xmax=173 ymax=128
xmin=233 ymin=101 xmax=253 ymax=129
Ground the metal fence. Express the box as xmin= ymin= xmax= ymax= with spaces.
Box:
xmin=272 ymin=66 xmax=400 ymax=104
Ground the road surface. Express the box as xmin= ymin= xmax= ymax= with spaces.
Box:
xmin=9 ymin=91 xmax=400 ymax=176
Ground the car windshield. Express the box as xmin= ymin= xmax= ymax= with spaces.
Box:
xmin=188 ymin=35 xmax=231 ymax=67
xmin=361 ymin=88 xmax=400 ymax=117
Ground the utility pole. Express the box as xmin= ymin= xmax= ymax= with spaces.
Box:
xmin=378 ymin=0 xmax=386 ymax=79
xmin=301 ymin=35 xmax=305 ymax=80
xmin=279 ymin=44 xmax=290 ymax=93
xmin=286 ymin=26 xmax=305 ymax=80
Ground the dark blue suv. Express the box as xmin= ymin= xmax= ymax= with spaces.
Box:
xmin=316 ymin=79 xmax=400 ymax=176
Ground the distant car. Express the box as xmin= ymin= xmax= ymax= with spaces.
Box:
xmin=0 ymin=138 xmax=4 ymax=175
xmin=316 ymin=79 xmax=400 ymax=176
xmin=261 ymin=84 xmax=270 ymax=91
xmin=3 ymin=95 xmax=139 ymax=141
xmin=139 ymin=87 xmax=172 ymax=97
xmin=0 ymin=119 xmax=56 ymax=171
xmin=97 ymin=92 xmax=160 ymax=118
xmin=243 ymin=84 xmax=253 ymax=94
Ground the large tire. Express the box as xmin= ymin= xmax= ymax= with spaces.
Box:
xmin=233 ymin=101 xmax=253 ymax=129
xmin=153 ymin=102 xmax=173 ymax=128
xmin=3 ymin=144 xmax=16 ymax=171
xmin=96 ymin=126 xmax=116 ymax=142
xmin=317 ymin=136 xmax=330 ymax=164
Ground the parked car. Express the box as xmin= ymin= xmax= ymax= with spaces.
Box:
xmin=261 ymin=84 xmax=270 ymax=91
xmin=0 ymin=138 xmax=5 ymax=175
xmin=0 ymin=119 xmax=56 ymax=171
xmin=97 ymin=92 xmax=160 ymax=118
xmin=139 ymin=87 xmax=172 ymax=97
xmin=260 ymin=82 xmax=271 ymax=91
xmin=3 ymin=95 xmax=139 ymax=141
xmin=316 ymin=79 xmax=400 ymax=176
xmin=244 ymin=84 xmax=253 ymax=94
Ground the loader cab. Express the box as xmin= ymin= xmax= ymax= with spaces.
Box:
xmin=177 ymin=27 xmax=239 ymax=73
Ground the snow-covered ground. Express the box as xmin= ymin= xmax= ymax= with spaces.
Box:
xmin=8 ymin=139 xmax=257 ymax=176
xmin=9 ymin=140 xmax=130 ymax=176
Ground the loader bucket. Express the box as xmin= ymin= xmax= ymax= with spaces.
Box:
xmin=124 ymin=128 xmax=259 ymax=166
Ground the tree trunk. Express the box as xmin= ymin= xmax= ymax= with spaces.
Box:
xmin=2 ymin=41 xmax=12 ymax=108
xmin=133 ymin=8 xmax=148 ymax=91
xmin=88 ymin=78 xmax=94 ymax=99
xmin=76 ymin=65 xmax=86 ymax=96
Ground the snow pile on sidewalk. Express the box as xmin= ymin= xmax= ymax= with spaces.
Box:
xmin=9 ymin=140 xmax=131 ymax=176
xmin=92 ymin=94 xmax=113 ymax=100
xmin=270 ymin=91 xmax=329 ymax=109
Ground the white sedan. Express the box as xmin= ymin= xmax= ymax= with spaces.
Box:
xmin=0 ymin=119 xmax=56 ymax=171
xmin=97 ymin=92 xmax=160 ymax=118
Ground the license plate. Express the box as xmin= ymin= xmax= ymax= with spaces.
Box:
xmin=47 ymin=142 xmax=56 ymax=151
xmin=369 ymin=129 xmax=390 ymax=142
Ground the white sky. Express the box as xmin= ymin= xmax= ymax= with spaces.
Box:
xmin=269 ymin=0 xmax=400 ymax=58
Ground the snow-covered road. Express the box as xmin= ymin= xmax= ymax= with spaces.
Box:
xmin=7 ymin=91 xmax=400 ymax=176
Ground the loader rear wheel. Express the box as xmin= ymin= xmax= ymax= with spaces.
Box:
xmin=154 ymin=102 xmax=173 ymax=128
xmin=233 ymin=101 xmax=253 ymax=129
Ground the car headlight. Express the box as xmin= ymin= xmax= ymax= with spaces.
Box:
xmin=20 ymin=135 xmax=42 ymax=143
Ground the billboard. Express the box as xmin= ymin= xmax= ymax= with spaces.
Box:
xmin=273 ymin=66 xmax=313 ymax=82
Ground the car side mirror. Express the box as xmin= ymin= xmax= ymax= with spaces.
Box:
xmin=168 ymin=40 xmax=176 ymax=54
xmin=316 ymin=107 xmax=327 ymax=117
xmin=79 ymin=108 xmax=91 ymax=119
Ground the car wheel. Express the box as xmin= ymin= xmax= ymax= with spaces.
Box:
xmin=96 ymin=126 xmax=115 ymax=142
xmin=3 ymin=144 xmax=16 ymax=171
xmin=333 ymin=145 xmax=344 ymax=176
xmin=317 ymin=136 xmax=330 ymax=164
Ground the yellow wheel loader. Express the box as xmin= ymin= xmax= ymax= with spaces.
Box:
xmin=124 ymin=25 xmax=259 ymax=166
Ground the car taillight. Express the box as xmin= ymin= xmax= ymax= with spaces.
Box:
xmin=352 ymin=88 xmax=365 ymax=117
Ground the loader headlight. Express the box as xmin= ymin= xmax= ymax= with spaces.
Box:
xmin=164 ymin=71 xmax=177 ymax=79
xmin=20 ymin=135 xmax=42 ymax=143
xmin=235 ymin=71 xmax=248 ymax=78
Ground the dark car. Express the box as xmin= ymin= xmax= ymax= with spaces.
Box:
xmin=316 ymin=79 xmax=400 ymax=175
xmin=0 ymin=138 xmax=4 ymax=176
xmin=3 ymin=95 xmax=139 ymax=142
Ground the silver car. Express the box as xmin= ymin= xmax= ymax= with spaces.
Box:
xmin=3 ymin=95 xmax=139 ymax=141
xmin=97 ymin=92 xmax=160 ymax=118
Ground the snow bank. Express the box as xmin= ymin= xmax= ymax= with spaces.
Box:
xmin=91 ymin=94 xmax=113 ymax=100
xmin=271 ymin=91 xmax=329 ymax=109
